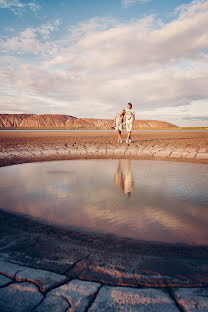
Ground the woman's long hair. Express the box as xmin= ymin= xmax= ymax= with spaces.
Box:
xmin=120 ymin=109 xmax=126 ymax=122
xmin=120 ymin=109 xmax=126 ymax=117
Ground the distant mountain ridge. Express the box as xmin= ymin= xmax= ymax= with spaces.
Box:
xmin=0 ymin=114 xmax=177 ymax=129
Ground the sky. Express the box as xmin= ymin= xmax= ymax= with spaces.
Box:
xmin=0 ymin=0 xmax=208 ymax=126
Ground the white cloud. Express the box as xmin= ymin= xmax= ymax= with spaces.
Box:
xmin=27 ymin=2 xmax=40 ymax=12
xmin=0 ymin=0 xmax=23 ymax=8
xmin=175 ymin=0 xmax=208 ymax=17
xmin=0 ymin=20 xmax=60 ymax=55
xmin=122 ymin=0 xmax=151 ymax=9
xmin=0 ymin=0 xmax=40 ymax=15
xmin=138 ymin=100 xmax=208 ymax=126
xmin=0 ymin=0 xmax=208 ymax=126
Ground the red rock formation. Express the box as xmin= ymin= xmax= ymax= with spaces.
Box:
xmin=0 ymin=114 xmax=177 ymax=129
xmin=0 ymin=114 xmax=75 ymax=128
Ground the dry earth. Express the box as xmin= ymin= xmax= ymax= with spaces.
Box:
xmin=0 ymin=130 xmax=207 ymax=167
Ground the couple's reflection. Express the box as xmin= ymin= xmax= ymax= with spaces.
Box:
xmin=114 ymin=160 xmax=134 ymax=197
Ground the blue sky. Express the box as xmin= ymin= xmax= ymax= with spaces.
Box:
xmin=0 ymin=0 xmax=208 ymax=126
xmin=0 ymin=0 xmax=194 ymax=37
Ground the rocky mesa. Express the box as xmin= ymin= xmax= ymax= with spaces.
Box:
xmin=0 ymin=114 xmax=177 ymax=129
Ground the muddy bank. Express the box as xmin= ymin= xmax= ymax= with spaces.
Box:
xmin=1 ymin=208 xmax=208 ymax=288
xmin=0 ymin=130 xmax=208 ymax=167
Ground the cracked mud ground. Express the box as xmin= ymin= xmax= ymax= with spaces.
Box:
xmin=0 ymin=209 xmax=208 ymax=311
xmin=0 ymin=130 xmax=208 ymax=311
xmin=0 ymin=130 xmax=208 ymax=167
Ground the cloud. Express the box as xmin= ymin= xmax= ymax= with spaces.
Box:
xmin=0 ymin=0 xmax=23 ymax=8
xmin=0 ymin=20 xmax=60 ymax=55
xmin=174 ymin=0 xmax=208 ymax=17
xmin=0 ymin=0 xmax=40 ymax=15
xmin=137 ymin=100 xmax=208 ymax=126
xmin=27 ymin=2 xmax=40 ymax=12
xmin=184 ymin=116 xmax=208 ymax=120
xmin=122 ymin=0 xmax=151 ymax=9
xmin=0 ymin=0 xmax=208 ymax=126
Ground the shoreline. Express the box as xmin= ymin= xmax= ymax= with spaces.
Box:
xmin=0 ymin=130 xmax=208 ymax=167
xmin=0 ymin=208 xmax=208 ymax=311
xmin=1 ymin=208 xmax=208 ymax=288
xmin=1 ymin=130 xmax=208 ymax=310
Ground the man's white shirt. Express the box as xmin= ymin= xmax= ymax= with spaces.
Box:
xmin=125 ymin=109 xmax=135 ymax=124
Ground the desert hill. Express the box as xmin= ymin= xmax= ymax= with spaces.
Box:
xmin=0 ymin=114 xmax=177 ymax=129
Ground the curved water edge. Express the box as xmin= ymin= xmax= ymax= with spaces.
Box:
xmin=1 ymin=144 xmax=208 ymax=168
xmin=1 ymin=159 xmax=207 ymax=246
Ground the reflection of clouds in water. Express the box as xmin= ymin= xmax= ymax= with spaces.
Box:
xmin=1 ymin=162 xmax=75 ymax=200
xmin=47 ymin=170 xmax=73 ymax=174
xmin=132 ymin=161 xmax=208 ymax=203
xmin=144 ymin=206 xmax=208 ymax=244
xmin=82 ymin=200 xmax=208 ymax=244
xmin=0 ymin=160 xmax=208 ymax=245
xmin=46 ymin=185 xmax=73 ymax=199
xmin=83 ymin=203 xmax=144 ymax=229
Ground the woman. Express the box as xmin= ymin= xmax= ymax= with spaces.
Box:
xmin=114 ymin=109 xmax=126 ymax=143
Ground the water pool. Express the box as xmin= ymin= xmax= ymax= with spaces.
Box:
xmin=0 ymin=159 xmax=207 ymax=245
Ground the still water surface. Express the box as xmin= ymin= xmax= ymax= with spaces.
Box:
xmin=0 ymin=160 xmax=207 ymax=245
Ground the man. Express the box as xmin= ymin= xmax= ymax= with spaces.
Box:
xmin=124 ymin=102 xmax=135 ymax=144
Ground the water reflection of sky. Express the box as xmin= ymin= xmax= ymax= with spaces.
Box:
xmin=0 ymin=160 xmax=207 ymax=245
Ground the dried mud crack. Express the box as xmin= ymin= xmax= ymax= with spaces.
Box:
xmin=0 ymin=130 xmax=207 ymax=167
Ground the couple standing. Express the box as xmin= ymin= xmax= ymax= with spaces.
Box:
xmin=114 ymin=103 xmax=135 ymax=144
